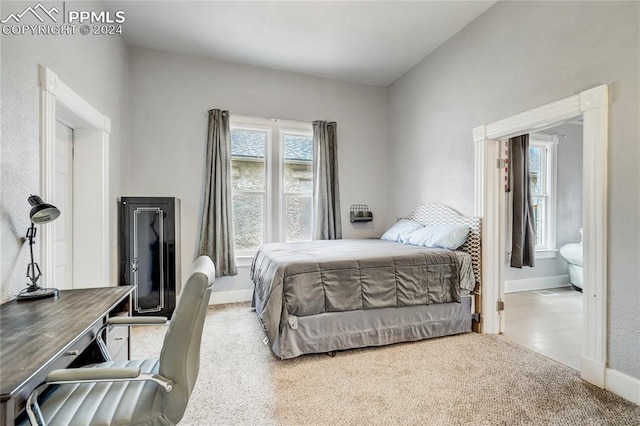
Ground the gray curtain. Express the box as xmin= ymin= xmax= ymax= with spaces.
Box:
xmin=312 ymin=121 xmax=342 ymax=240
xmin=198 ymin=109 xmax=237 ymax=277
xmin=509 ymin=134 xmax=536 ymax=268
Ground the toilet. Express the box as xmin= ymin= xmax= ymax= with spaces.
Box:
xmin=559 ymin=228 xmax=583 ymax=291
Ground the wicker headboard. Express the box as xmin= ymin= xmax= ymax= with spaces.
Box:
xmin=406 ymin=203 xmax=482 ymax=290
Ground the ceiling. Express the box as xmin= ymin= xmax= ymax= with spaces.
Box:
xmin=111 ymin=1 xmax=496 ymax=86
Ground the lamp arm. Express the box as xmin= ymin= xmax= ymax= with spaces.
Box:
xmin=28 ymin=223 xmax=35 ymax=259
xmin=25 ymin=223 xmax=41 ymax=288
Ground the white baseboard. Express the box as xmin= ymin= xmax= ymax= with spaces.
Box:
xmin=581 ymin=355 xmax=606 ymax=388
xmin=606 ymin=367 xmax=640 ymax=405
xmin=580 ymin=357 xmax=640 ymax=404
xmin=505 ymin=275 xmax=570 ymax=293
xmin=208 ymin=289 xmax=253 ymax=305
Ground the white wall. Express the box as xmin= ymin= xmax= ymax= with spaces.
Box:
xmin=387 ymin=1 xmax=639 ymax=379
xmin=126 ymin=46 xmax=388 ymax=293
xmin=0 ymin=1 xmax=129 ymax=303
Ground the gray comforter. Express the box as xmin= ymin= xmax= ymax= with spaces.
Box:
xmin=251 ymin=239 xmax=473 ymax=349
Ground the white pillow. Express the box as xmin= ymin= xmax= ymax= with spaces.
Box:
xmin=404 ymin=225 xmax=470 ymax=250
xmin=380 ymin=219 xmax=423 ymax=243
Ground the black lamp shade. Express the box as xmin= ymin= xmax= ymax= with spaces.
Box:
xmin=28 ymin=195 xmax=60 ymax=224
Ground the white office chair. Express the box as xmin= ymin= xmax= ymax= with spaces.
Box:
xmin=26 ymin=256 xmax=215 ymax=426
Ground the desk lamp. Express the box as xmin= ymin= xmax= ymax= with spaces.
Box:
xmin=17 ymin=195 xmax=61 ymax=301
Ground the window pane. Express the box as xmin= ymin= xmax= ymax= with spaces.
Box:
xmin=532 ymin=196 xmax=545 ymax=247
xmin=285 ymin=195 xmax=312 ymax=242
xmin=232 ymin=194 xmax=264 ymax=251
xmin=283 ymin=134 xmax=313 ymax=193
xmin=529 ymin=146 xmax=543 ymax=196
xmin=231 ymin=131 xmax=266 ymax=192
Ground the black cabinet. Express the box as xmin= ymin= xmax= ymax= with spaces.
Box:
xmin=119 ymin=197 xmax=181 ymax=317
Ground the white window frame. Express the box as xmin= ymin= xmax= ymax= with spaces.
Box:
xmin=230 ymin=116 xmax=313 ymax=258
xmin=529 ymin=132 xmax=558 ymax=258
xmin=229 ymin=120 xmax=272 ymax=257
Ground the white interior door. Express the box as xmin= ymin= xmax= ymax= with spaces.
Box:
xmin=54 ymin=121 xmax=74 ymax=290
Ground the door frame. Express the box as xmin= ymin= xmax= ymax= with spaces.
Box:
xmin=39 ymin=65 xmax=111 ymax=288
xmin=53 ymin=120 xmax=74 ymax=290
xmin=473 ymin=85 xmax=608 ymax=387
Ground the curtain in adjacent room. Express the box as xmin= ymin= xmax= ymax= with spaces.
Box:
xmin=509 ymin=134 xmax=536 ymax=268
xmin=198 ymin=109 xmax=237 ymax=277
xmin=312 ymin=120 xmax=342 ymax=240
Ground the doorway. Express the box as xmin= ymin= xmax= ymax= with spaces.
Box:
xmin=54 ymin=121 xmax=74 ymax=290
xmin=502 ymin=122 xmax=585 ymax=370
xmin=39 ymin=65 xmax=111 ymax=289
xmin=473 ymin=85 xmax=609 ymax=387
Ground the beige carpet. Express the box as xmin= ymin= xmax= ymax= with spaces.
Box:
xmin=132 ymin=303 xmax=640 ymax=426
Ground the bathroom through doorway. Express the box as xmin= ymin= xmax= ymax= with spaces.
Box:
xmin=474 ymin=85 xmax=609 ymax=387
xmin=501 ymin=121 xmax=584 ymax=370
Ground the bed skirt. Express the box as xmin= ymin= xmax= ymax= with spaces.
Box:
xmin=263 ymin=296 xmax=472 ymax=359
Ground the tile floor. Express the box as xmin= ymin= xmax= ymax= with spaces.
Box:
xmin=503 ymin=286 xmax=583 ymax=370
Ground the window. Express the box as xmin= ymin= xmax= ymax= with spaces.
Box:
xmin=230 ymin=129 xmax=267 ymax=253
xmin=529 ymin=134 xmax=557 ymax=253
xmin=282 ymin=134 xmax=314 ymax=242
xmin=230 ymin=117 xmax=313 ymax=255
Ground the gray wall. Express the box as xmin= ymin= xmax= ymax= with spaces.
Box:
xmin=126 ymin=46 xmax=388 ymax=293
xmin=504 ymin=257 xmax=568 ymax=282
xmin=505 ymin=122 xmax=584 ymax=282
xmin=387 ymin=1 xmax=639 ymax=378
xmin=0 ymin=2 xmax=129 ymax=303
xmin=555 ymin=122 xmax=583 ymax=248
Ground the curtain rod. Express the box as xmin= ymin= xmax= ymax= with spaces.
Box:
xmin=205 ymin=110 xmax=312 ymax=123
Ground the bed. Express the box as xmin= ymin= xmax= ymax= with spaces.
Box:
xmin=250 ymin=203 xmax=482 ymax=359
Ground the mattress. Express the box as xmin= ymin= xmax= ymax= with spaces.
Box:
xmin=251 ymin=239 xmax=475 ymax=353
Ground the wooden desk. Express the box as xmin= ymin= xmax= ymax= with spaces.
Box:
xmin=0 ymin=286 xmax=134 ymax=426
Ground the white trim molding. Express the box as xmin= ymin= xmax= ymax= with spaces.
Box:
xmin=209 ymin=289 xmax=253 ymax=305
xmin=474 ymin=124 xmax=504 ymax=333
xmin=580 ymin=85 xmax=609 ymax=386
xmin=39 ymin=65 xmax=111 ymax=289
xmin=235 ymin=256 xmax=255 ymax=268
xmin=485 ymin=95 xmax=581 ymax=139
xmin=473 ymin=85 xmax=609 ymax=387
xmin=535 ymin=249 xmax=558 ymax=260
xmin=581 ymin=356 xmax=606 ymax=389
xmin=605 ymin=368 xmax=640 ymax=405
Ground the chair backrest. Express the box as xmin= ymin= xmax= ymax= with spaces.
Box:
xmin=158 ymin=256 xmax=215 ymax=423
